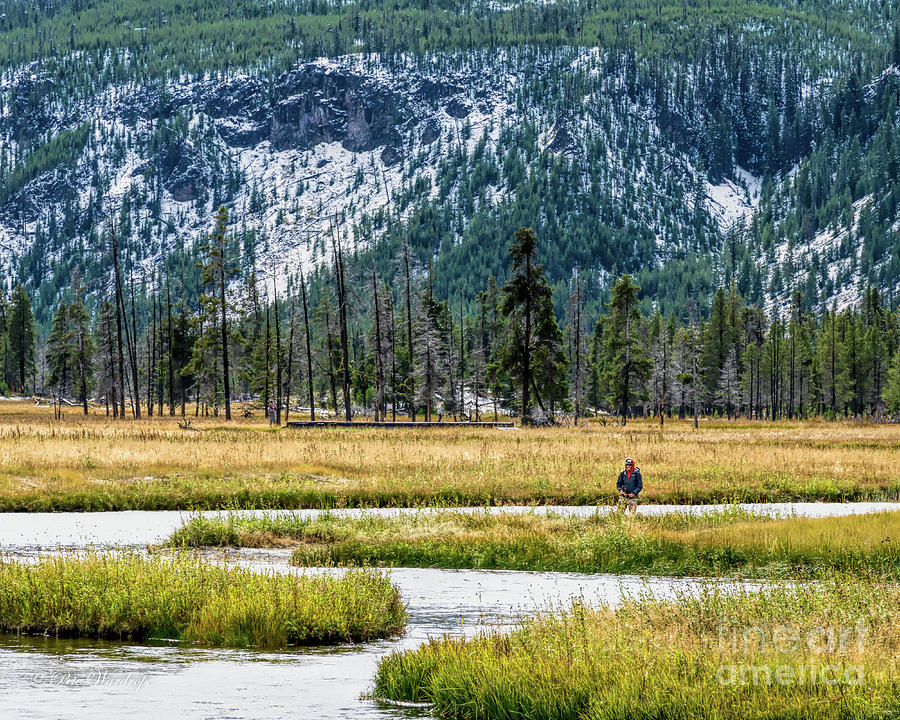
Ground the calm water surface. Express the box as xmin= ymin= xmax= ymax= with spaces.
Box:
xmin=0 ymin=501 xmax=878 ymax=717
xmin=1 ymin=502 xmax=898 ymax=551
xmin=0 ymin=549 xmax=742 ymax=720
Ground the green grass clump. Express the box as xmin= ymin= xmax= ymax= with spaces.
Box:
xmin=170 ymin=508 xmax=900 ymax=578
xmin=0 ymin=553 xmax=406 ymax=648
xmin=375 ymin=576 xmax=900 ymax=719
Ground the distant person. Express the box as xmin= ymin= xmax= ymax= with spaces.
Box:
xmin=268 ymin=403 xmax=276 ymax=426
xmin=437 ymin=401 xmax=444 ymax=422
xmin=617 ymin=457 xmax=642 ymax=514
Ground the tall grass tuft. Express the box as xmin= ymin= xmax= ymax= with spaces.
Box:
xmin=171 ymin=508 xmax=900 ymax=578
xmin=376 ymin=575 xmax=900 ymax=719
xmin=0 ymin=553 xmax=406 ymax=648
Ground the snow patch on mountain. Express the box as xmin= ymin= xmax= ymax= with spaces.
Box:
xmin=705 ymin=166 xmax=761 ymax=232
xmin=772 ymin=194 xmax=874 ymax=312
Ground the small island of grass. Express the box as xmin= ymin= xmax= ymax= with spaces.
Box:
xmin=0 ymin=553 xmax=406 ymax=648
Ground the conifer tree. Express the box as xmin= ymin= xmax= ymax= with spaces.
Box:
xmin=7 ymin=284 xmax=35 ymax=393
xmin=0 ymin=290 xmax=10 ymax=394
xmin=816 ymin=305 xmax=851 ymax=415
xmin=47 ymin=302 xmax=72 ymax=417
xmin=883 ymin=345 xmax=900 ymax=416
xmin=603 ymin=275 xmax=652 ymax=425
xmin=69 ymin=271 xmax=95 ymax=415
xmin=495 ymin=227 xmax=553 ymax=424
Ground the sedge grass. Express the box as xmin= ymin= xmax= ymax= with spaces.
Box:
xmin=170 ymin=508 xmax=900 ymax=577
xmin=375 ymin=575 xmax=900 ymax=719
xmin=0 ymin=553 xmax=406 ymax=647
xmin=1 ymin=400 xmax=899 ymax=510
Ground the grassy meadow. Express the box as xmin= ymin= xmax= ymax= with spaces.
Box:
xmin=1 ymin=400 xmax=899 ymax=511
xmin=0 ymin=553 xmax=406 ymax=647
xmin=375 ymin=576 xmax=900 ymax=719
xmin=170 ymin=508 xmax=900 ymax=577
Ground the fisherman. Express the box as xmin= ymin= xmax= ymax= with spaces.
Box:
xmin=616 ymin=457 xmax=642 ymax=514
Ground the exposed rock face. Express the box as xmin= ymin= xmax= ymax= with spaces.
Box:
xmin=421 ymin=118 xmax=442 ymax=145
xmin=0 ymin=70 xmax=59 ymax=140
xmin=263 ymin=64 xmax=403 ymax=152
xmin=445 ymin=97 xmax=471 ymax=119
xmin=546 ymin=119 xmax=574 ymax=152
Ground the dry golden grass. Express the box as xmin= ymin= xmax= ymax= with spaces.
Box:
xmin=1 ymin=399 xmax=898 ymax=510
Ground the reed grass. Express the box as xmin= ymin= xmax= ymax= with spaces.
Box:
xmin=1 ymin=400 xmax=899 ymax=510
xmin=170 ymin=509 xmax=900 ymax=577
xmin=0 ymin=553 xmax=406 ymax=647
xmin=375 ymin=576 xmax=900 ymax=719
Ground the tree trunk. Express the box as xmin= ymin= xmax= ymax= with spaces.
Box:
xmin=219 ymin=238 xmax=231 ymax=421
xmin=166 ymin=268 xmax=175 ymax=416
xmin=300 ymin=269 xmax=315 ymax=421
xmin=334 ymin=234 xmax=352 ymax=421
xmin=522 ymin=252 xmax=532 ymax=424
xmin=128 ymin=262 xmax=141 ymax=418
xmin=324 ymin=302 xmax=338 ymax=414
xmin=459 ymin=294 xmax=465 ymax=420
xmin=148 ymin=278 xmax=156 ymax=417
xmin=274 ymin=278 xmax=282 ymax=426
xmin=390 ymin=292 xmax=397 ymax=422
xmin=111 ymin=225 xmax=127 ymax=419
xmin=405 ymin=241 xmax=415 ymax=421
xmin=574 ymin=279 xmax=581 ymax=426
xmin=264 ymin=306 xmax=271 ymax=414
xmin=660 ymin=332 xmax=667 ymax=428
xmin=286 ymin=284 xmax=296 ymax=423
xmin=372 ymin=263 xmax=384 ymax=422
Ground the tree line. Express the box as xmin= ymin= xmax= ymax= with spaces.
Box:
xmin=3 ymin=214 xmax=900 ymax=424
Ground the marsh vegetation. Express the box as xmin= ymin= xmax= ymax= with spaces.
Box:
xmin=0 ymin=553 xmax=406 ymax=647
xmin=170 ymin=508 xmax=900 ymax=577
xmin=376 ymin=576 xmax=900 ymax=719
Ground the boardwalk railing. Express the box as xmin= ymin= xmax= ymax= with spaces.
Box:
xmin=286 ymin=420 xmax=515 ymax=429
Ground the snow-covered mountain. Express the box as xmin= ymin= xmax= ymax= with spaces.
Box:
xmin=1 ymin=32 xmax=898 ymax=319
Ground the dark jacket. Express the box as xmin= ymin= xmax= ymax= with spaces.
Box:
xmin=617 ymin=467 xmax=642 ymax=496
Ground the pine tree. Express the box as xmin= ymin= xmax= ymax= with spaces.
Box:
xmin=883 ymin=345 xmax=900 ymax=417
xmin=402 ymin=238 xmax=416 ymax=421
xmin=171 ymin=303 xmax=195 ymax=417
xmin=95 ymin=299 xmax=119 ymax=416
xmin=495 ymin=227 xmax=553 ymax=424
xmin=414 ymin=288 xmax=444 ymax=420
xmin=816 ymin=306 xmax=851 ymax=415
xmin=7 ymin=284 xmax=35 ymax=393
xmin=69 ymin=271 xmax=96 ymax=415
xmin=194 ymin=207 xmax=236 ymax=419
xmin=649 ymin=311 xmax=676 ymax=425
xmin=565 ymin=275 xmax=588 ymax=424
xmin=47 ymin=301 xmax=73 ymax=417
xmin=587 ymin=316 xmax=608 ymax=413
xmin=299 ymin=267 xmax=315 ymax=420
xmin=480 ymin=276 xmax=505 ymax=421
xmin=700 ymin=287 xmax=731 ymax=406
xmin=532 ymin=291 xmax=569 ymax=421
xmin=0 ymin=290 xmax=10 ymax=394
xmin=864 ymin=286 xmax=887 ymax=417
xmin=716 ymin=345 xmax=740 ymax=418
xmin=603 ymin=275 xmax=652 ymax=425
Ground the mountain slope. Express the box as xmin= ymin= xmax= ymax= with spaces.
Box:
xmin=0 ymin=0 xmax=898 ymax=322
